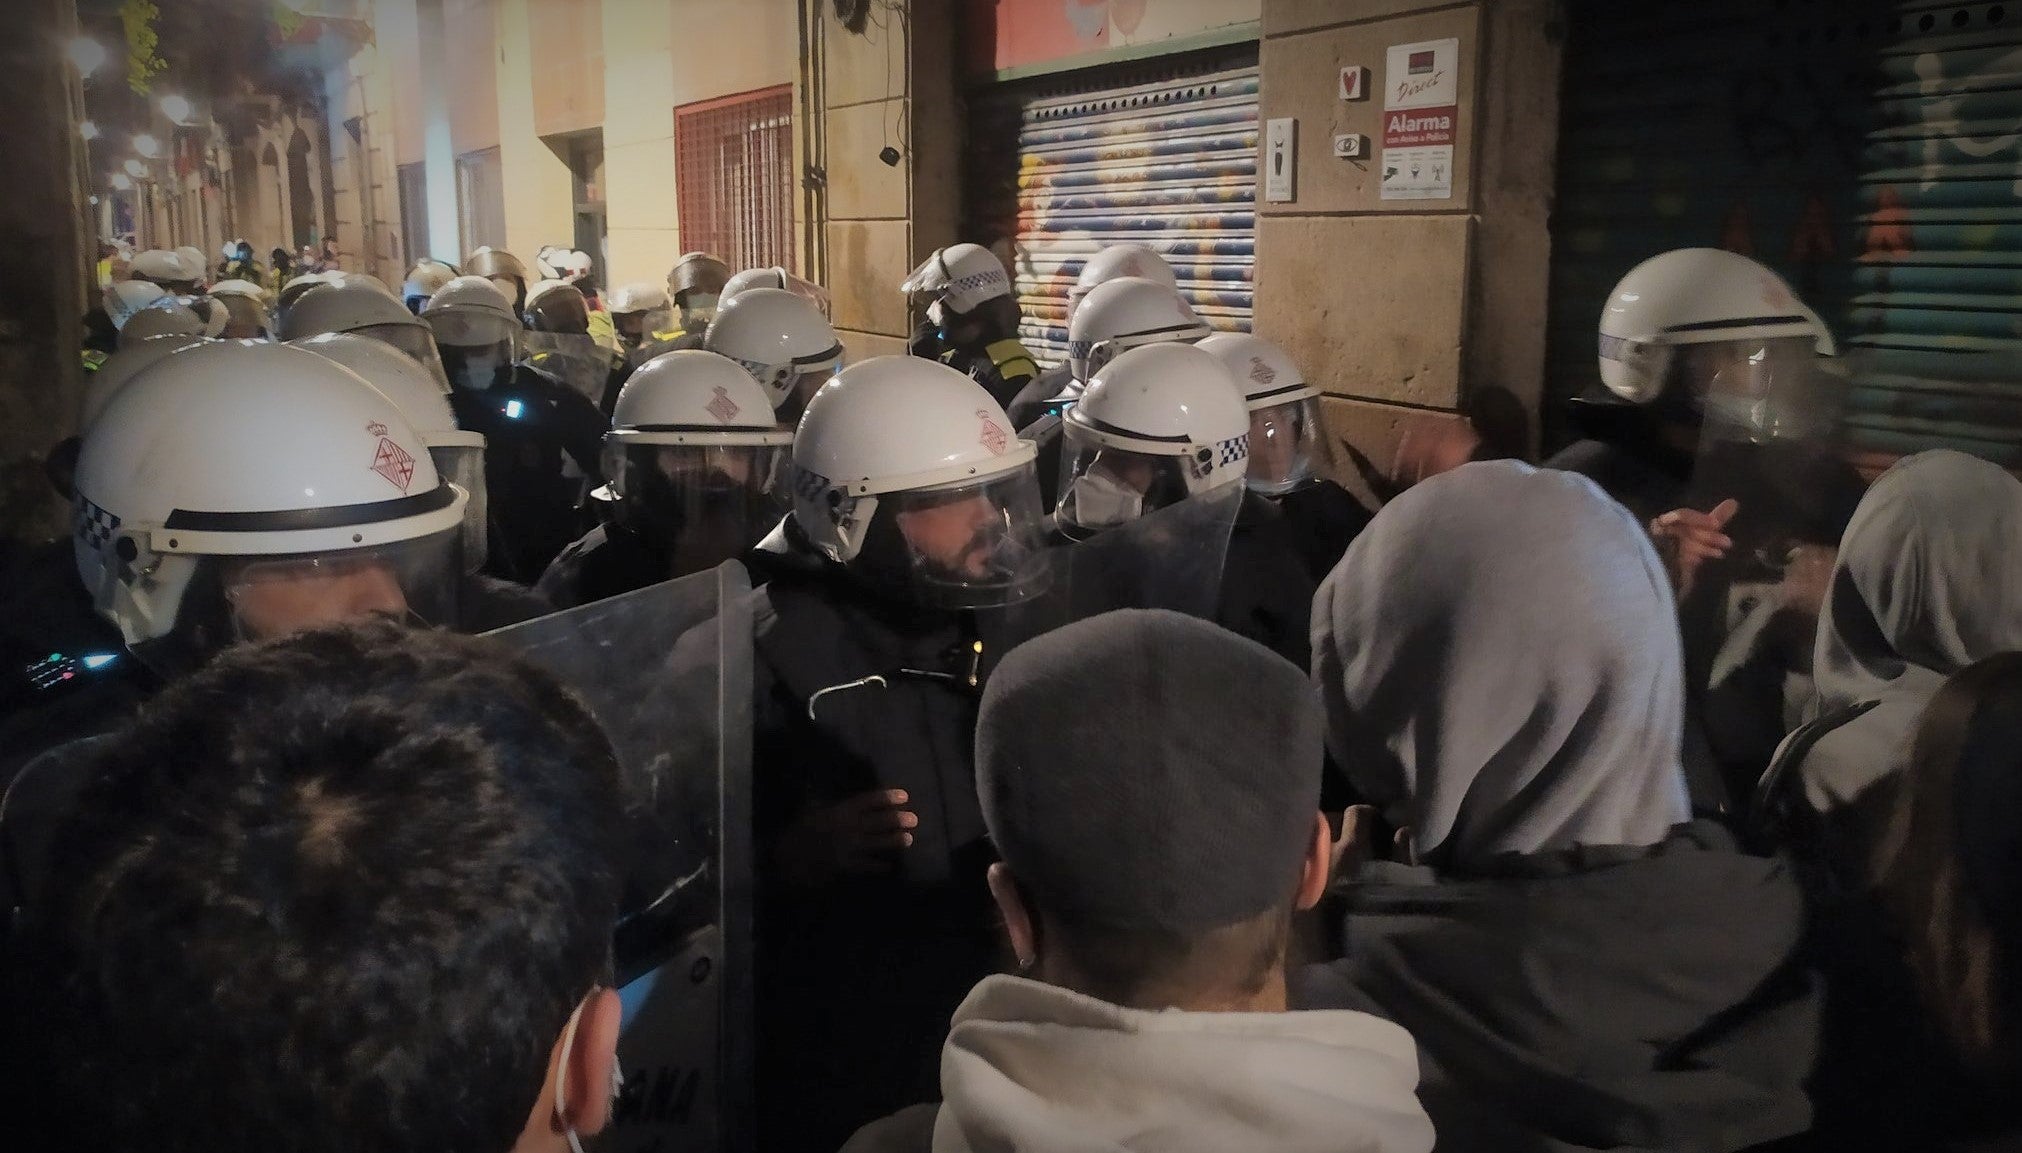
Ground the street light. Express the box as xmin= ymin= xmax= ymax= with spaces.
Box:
xmin=80 ymin=120 xmax=100 ymax=141
xmin=67 ymin=37 xmax=107 ymax=76
xmin=133 ymin=134 xmax=160 ymax=159
xmin=124 ymin=158 xmax=147 ymax=178
xmin=160 ymin=94 xmax=193 ymax=124
xmin=111 ymin=172 xmax=133 ymax=191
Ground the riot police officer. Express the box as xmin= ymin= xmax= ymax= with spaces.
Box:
xmin=900 ymin=242 xmax=1039 ymax=409
xmin=423 ymin=275 xmax=609 ymax=584
xmin=539 ymin=350 xmax=791 ymax=607
xmin=748 ymin=355 xmax=1048 ymax=1153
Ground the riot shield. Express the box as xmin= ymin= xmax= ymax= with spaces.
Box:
xmin=989 ymin=485 xmax=1242 ymax=659
xmin=1673 ymin=346 xmax=1867 ymax=809
xmin=525 ymin=330 xmax=617 ymax=407
xmin=486 ymin=560 xmax=754 ymax=1153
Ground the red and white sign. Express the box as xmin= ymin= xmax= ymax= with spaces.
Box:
xmin=1338 ymin=65 xmax=1367 ymax=101
xmin=1383 ymin=105 xmax=1456 ymax=148
xmin=1381 ymin=36 xmax=1460 ymax=202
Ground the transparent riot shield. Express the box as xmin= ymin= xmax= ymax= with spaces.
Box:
xmin=988 ymin=485 xmax=1243 ymax=660
xmin=525 ymin=330 xmax=617 ymax=407
xmin=1672 ymin=343 xmax=1866 ymax=809
xmin=486 ymin=560 xmax=754 ymax=1153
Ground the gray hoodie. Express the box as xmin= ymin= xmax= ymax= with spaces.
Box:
xmin=1798 ymin=450 xmax=2022 ymax=812
xmin=843 ymin=974 xmax=1435 ymax=1153
xmin=1305 ymin=461 xmax=1816 ymax=1151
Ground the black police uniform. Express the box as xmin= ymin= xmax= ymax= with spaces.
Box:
xmin=451 ymin=363 xmax=611 ymax=584
xmin=746 ymin=520 xmax=1001 ymax=1153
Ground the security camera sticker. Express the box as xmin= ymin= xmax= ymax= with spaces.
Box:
xmin=705 ymin=384 xmax=742 ymax=424
xmin=977 ymin=409 xmax=1010 ymax=456
xmin=367 ymin=420 xmax=416 ymax=493
xmin=1248 ymin=356 xmax=1277 ymax=385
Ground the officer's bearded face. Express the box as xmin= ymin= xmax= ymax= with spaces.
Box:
xmin=896 ymin=493 xmax=1002 ymax=580
xmin=224 ymin=555 xmax=410 ymax=640
xmin=615 ymin=314 xmax=647 ymax=349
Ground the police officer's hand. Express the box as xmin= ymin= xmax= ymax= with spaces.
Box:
xmin=1650 ymin=498 xmax=1739 ymax=598
xmin=775 ymin=789 xmax=918 ymax=886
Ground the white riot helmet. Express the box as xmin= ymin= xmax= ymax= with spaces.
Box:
xmin=129 ymin=249 xmax=194 ymax=292
xmin=722 ymin=266 xmax=832 ymax=315
xmin=609 ymin=282 xmax=675 ymax=353
xmin=1599 ymin=248 xmax=1842 ymax=441
xmin=790 ymin=355 xmax=1046 ymax=607
xmin=291 ymin=331 xmax=491 ymax=573
xmin=422 ymin=275 xmax=522 ymax=392
xmin=603 ymin=350 xmax=793 ymax=576
xmin=1065 ymin=275 xmax=1212 ymax=390
xmin=899 ymin=242 xmax=1012 ymax=324
xmin=82 ymin=334 xmax=207 ymax=428
xmin=1196 ymin=332 xmax=1333 ymax=496
xmin=207 ymin=279 xmax=271 ymax=338
xmin=403 ymin=259 xmax=459 ymax=314
xmin=72 ymin=341 xmax=467 ymax=671
xmin=118 ymin=299 xmax=206 ymax=348
xmin=174 ymin=246 xmax=209 ymax=289
xmin=1068 ymin=244 xmax=1178 ymax=318
xmin=104 ymin=279 xmax=169 ymax=329
xmin=1057 ymin=342 xmax=1250 ymax=533
xmin=279 ymin=281 xmax=451 ymax=389
xmin=703 ymin=287 xmax=844 ymax=416
xmin=465 ymin=246 xmax=530 ymax=312
xmin=1599 ymin=248 xmax=1837 ymax=403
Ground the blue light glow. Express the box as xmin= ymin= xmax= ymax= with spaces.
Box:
xmin=504 ymin=399 xmax=524 ymax=419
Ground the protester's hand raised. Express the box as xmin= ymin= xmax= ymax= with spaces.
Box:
xmin=776 ymin=789 xmax=917 ymax=886
xmin=1650 ymin=498 xmax=1739 ymax=598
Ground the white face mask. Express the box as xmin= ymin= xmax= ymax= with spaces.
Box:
xmin=454 ymin=350 xmax=504 ymax=391
xmin=1064 ymin=467 xmax=1144 ymax=529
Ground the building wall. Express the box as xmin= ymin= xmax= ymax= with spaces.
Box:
xmin=0 ymin=0 xmax=87 ymax=540
xmin=600 ymin=0 xmax=797 ymax=290
xmin=324 ymin=9 xmax=409 ymax=285
xmin=963 ymin=0 xmax=1263 ymax=75
xmin=1255 ymin=0 xmax=1563 ymax=502
xmin=495 ymin=0 xmax=577 ymax=263
xmin=812 ymin=0 xmax=960 ymax=360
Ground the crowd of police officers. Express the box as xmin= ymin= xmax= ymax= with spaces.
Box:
xmin=0 ymin=231 xmax=1912 ymax=1151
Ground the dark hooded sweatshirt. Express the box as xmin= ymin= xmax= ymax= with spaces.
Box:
xmin=1295 ymin=822 xmax=1817 ymax=1153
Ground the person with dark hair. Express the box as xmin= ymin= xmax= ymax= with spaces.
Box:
xmin=1297 ymin=461 xmax=1819 ymax=1153
xmin=843 ymin=610 xmax=1435 ymax=1153
xmin=267 ymin=246 xmax=294 ymax=293
xmin=1799 ymin=651 xmax=2022 ymax=1149
xmin=749 ymin=355 xmax=1051 ymax=1153
xmin=10 ymin=619 xmax=627 ymax=1153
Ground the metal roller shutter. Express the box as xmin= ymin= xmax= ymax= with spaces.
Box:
xmin=965 ymin=47 xmax=1259 ymax=366
xmin=1548 ymin=0 xmax=2022 ymax=470
xmin=1845 ymin=1 xmax=2022 ymax=467
xmin=1544 ymin=0 xmax=1870 ymax=449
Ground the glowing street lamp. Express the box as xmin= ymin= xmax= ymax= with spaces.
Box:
xmin=80 ymin=120 xmax=100 ymax=141
xmin=124 ymin=158 xmax=148 ymax=178
xmin=68 ymin=37 xmax=107 ymax=76
xmin=133 ymin=134 xmax=160 ymax=159
xmin=160 ymin=94 xmax=193 ymax=124
xmin=111 ymin=172 xmax=133 ymax=191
